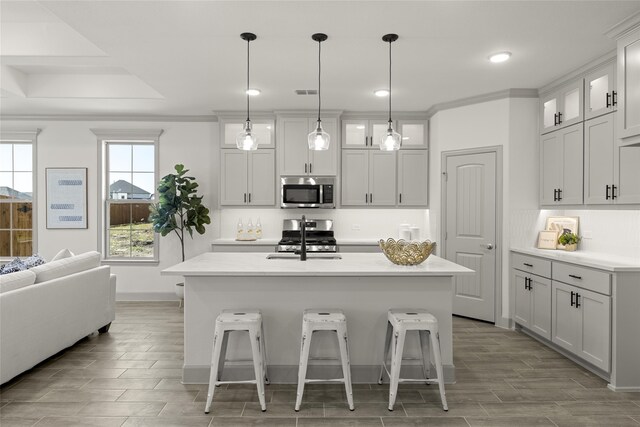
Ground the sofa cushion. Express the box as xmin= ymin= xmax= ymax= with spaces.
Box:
xmin=0 ymin=270 xmax=37 ymax=293
xmin=51 ymin=249 xmax=75 ymax=261
xmin=22 ymin=254 xmax=46 ymax=269
xmin=0 ymin=258 xmax=27 ymax=275
xmin=30 ymin=251 xmax=101 ymax=284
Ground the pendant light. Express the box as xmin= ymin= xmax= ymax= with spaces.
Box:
xmin=308 ymin=33 xmax=330 ymax=151
xmin=380 ymin=33 xmax=401 ymax=151
xmin=236 ymin=32 xmax=259 ymax=151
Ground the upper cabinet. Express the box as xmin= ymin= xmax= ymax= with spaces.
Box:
xmin=398 ymin=120 xmax=428 ymax=149
xmin=278 ymin=116 xmax=338 ymax=176
xmin=398 ymin=151 xmax=428 ymax=206
xmin=540 ymin=79 xmax=583 ymax=134
xmin=616 ymin=26 xmax=640 ymax=145
xmin=219 ymin=116 xmax=275 ymax=149
xmin=220 ymin=149 xmax=275 ymax=207
xmin=342 ymin=119 xmax=390 ymax=149
xmin=585 ymin=61 xmax=617 ymax=120
xmin=540 ymin=123 xmax=584 ymax=206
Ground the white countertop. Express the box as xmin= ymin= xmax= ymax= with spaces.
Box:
xmin=162 ymin=252 xmax=474 ymax=277
xmin=212 ymin=238 xmax=279 ymax=245
xmin=511 ymin=247 xmax=640 ymax=272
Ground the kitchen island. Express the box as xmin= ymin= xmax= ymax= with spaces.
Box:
xmin=162 ymin=252 xmax=473 ymax=384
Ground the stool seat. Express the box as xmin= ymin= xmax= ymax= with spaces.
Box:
xmin=380 ymin=308 xmax=448 ymax=412
xmin=295 ymin=309 xmax=354 ymax=412
xmin=204 ymin=309 xmax=269 ymax=414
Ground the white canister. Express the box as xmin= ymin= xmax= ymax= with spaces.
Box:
xmin=410 ymin=226 xmax=421 ymax=241
xmin=399 ymin=223 xmax=411 ymax=241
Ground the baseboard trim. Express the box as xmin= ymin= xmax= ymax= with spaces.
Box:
xmin=182 ymin=363 xmax=456 ymax=385
xmin=116 ymin=292 xmax=177 ymax=301
xmin=607 ymin=384 xmax=640 ymax=392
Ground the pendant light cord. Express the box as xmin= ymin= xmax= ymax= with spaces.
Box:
xmin=388 ymin=39 xmax=392 ymax=124
xmin=317 ymin=39 xmax=322 ymax=123
xmin=246 ymin=38 xmax=250 ymax=123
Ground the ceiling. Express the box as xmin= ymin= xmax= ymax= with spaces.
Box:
xmin=1 ymin=0 xmax=639 ymax=117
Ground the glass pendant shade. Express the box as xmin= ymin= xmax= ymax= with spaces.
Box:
xmin=236 ymin=120 xmax=259 ymax=151
xmin=308 ymin=121 xmax=330 ymax=151
xmin=380 ymin=122 xmax=401 ymax=151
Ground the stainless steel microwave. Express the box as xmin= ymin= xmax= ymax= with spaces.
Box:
xmin=280 ymin=176 xmax=336 ymax=209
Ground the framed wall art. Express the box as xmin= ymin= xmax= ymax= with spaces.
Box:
xmin=46 ymin=168 xmax=88 ymax=229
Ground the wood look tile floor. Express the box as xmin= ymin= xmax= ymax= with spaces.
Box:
xmin=2 ymin=302 xmax=639 ymax=427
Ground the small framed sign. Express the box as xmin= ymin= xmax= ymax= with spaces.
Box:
xmin=537 ymin=230 xmax=559 ymax=250
xmin=46 ymin=168 xmax=88 ymax=229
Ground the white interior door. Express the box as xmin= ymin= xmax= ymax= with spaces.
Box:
xmin=444 ymin=151 xmax=497 ymax=322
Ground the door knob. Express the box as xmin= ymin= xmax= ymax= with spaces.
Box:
xmin=484 ymin=243 xmax=494 ymax=250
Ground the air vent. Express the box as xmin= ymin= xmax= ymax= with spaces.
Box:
xmin=295 ymin=89 xmax=318 ymax=95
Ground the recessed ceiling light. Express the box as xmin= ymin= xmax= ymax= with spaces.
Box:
xmin=374 ymin=89 xmax=389 ymax=97
xmin=488 ymin=52 xmax=511 ymax=63
xmin=246 ymin=88 xmax=261 ymax=96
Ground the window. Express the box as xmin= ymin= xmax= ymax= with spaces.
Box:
xmin=93 ymin=129 xmax=162 ymax=262
xmin=0 ymin=130 xmax=38 ymax=259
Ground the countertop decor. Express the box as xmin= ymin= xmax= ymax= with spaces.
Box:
xmin=379 ymin=238 xmax=435 ymax=265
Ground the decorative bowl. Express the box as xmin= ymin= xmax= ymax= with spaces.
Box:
xmin=379 ymin=238 xmax=436 ymax=266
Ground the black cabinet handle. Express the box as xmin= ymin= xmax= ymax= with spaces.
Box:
xmin=523 ymin=263 xmax=533 ymax=267
xmin=606 ymin=92 xmax=611 ymax=108
xmin=365 ymin=193 xmax=368 ymax=204
xmin=557 ymin=112 xmax=563 ymax=124
xmin=612 ymin=185 xmax=617 ymax=200
xmin=248 ymin=193 xmax=251 ymax=203
xmin=399 ymin=193 xmax=402 ymax=204
xmin=244 ymin=193 xmax=247 ymax=203
xmin=553 ymin=113 xmax=558 ymax=126
xmin=575 ymin=293 xmax=581 ymax=308
xmin=570 ymin=291 xmax=575 ymax=307
xmin=370 ymin=193 xmax=373 ymax=203
xmin=553 ymin=189 xmax=557 ymax=201
xmin=557 ymin=189 xmax=562 ymax=201
xmin=568 ymin=274 xmax=582 ymax=280
xmin=606 ymin=185 xmax=611 ymax=200
xmin=309 ymin=163 xmax=312 ymax=174
xmin=612 ymin=91 xmax=617 ymax=106
xmin=304 ymin=163 xmax=308 ymax=173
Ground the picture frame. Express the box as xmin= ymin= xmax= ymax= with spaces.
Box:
xmin=537 ymin=230 xmax=559 ymax=250
xmin=545 ymin=216 xmax=579 ymax=249
xmin=46 ymin=168 xmax=88 ymax=229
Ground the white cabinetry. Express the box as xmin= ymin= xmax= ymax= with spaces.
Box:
xmin=616 ymin=26 xmax=640 ymax=144
xmin=512 ymin=255 xmax=552 ymax=340
xmin=397 ymin=150 xmax=428 ymax=206
xmin=398 ymin=120 xmax=428 ymax=149
xmin=341 ymin=150 xmax=396 ymax=206
xmin=220 ymin=149 xmax=275 ymax=206
xmin=219 ymin=117 xmax=275 ymax=149
xmin=342 ymin=119 xmax=390 ymax=148
xmin=278 ymin=116 xmax=338 ymax=176
xmin=540 ymin=123 xmax=583 ymax=206
xmin=540 ymin=79 xmax=583 ymax=134
xmin=585 ymin=61 xmax=617 ymax=120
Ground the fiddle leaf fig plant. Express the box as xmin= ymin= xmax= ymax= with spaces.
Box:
xmin=149 ymin=164 xmax=211 ymax=262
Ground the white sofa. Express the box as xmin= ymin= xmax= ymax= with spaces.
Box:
xmin=0 ymin=251 xmax=116 ymax=384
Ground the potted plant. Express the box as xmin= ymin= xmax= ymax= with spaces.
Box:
xmin=149 ymin=164 xmax=211 ymax=305
xmin=558 ymin=232 xmax=581 ymax=252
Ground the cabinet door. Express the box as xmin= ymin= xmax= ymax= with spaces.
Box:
xmin=584 ymin=114 xmax=614 ymax=204
xmin=370 ymin=121 xmax=391 ymax=149
xmin=540 ymin=132 xmax=561 ymax=205
xmin=341 ymin=150 xmax=369 ymax=206
xmin=398 ymin=150 xmax=428 ymax=206
xmin=513 ymin=270 xmax=531 ymax=328
xmin=220 ymin=150 xmax=248 ymax=206
xmin=585 ymin=62 xmax=616 ymax=120
xmin=577 ymin=288 xmax=611 ymax=372
xmin=540 ymin=92 xmax=559 ymax=134
xmin=558 ymin=80 xmax=583 ymax=128
xmin=369 ymin=151 xmax=397 ymax=206
xmin=530 ymin=275 xmax=552 ymax=340
xmin=248 ymin=150 xmax=275 ymax=206
xmin=221 ymin=119 xmax=275 ymax=149
xmin=279 ymin=117 xmax=310 ymax=175
xmin=614 ymin=142 xmax=640 ymax=203
xmin=558 ymin=124 xmax=584 ymax=205
xmin=342 ymin=120 xmax=369 ymax=148
xmin=552 ymin=281 xmax=581 ymax=355
xmin=398 ymin=120 xmax=428 ymax=149
xmin=617 ymin=28 xmax=640 ymax=141
xmin=309 ymin=118 xmax=338 ymax=175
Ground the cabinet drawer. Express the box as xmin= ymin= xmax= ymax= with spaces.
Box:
xmin=512 ymin=253 xmax=551 ymax=278
xmin=552 ymin=262 xmax=611 ymax=295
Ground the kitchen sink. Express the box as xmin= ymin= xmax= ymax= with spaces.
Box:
xmin=266 ymin=253 xmax=342 ymax=260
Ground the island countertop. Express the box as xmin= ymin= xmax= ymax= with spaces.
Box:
xmin=162 ymin=252 xmax=474 ymax=277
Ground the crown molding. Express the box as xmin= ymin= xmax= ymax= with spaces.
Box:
xmin=214 ymin=111 xmax=276 ymax=120
xmin=90 ymin=128 xmax=164 ymax=140
xmin=273 ymin=109 xmax=344 ymax=118
xmin=538 ymin=50 xmax=616 ymax=95
xmin=605 ymin=10 xmax=640 ymax=40
xmin=425 ymin=88 xmax=538 ymax=118
xmin=340 ymin=111 xmax=428 ymax=120
xmin=0 ymin=114 xmax=217 ymax=122
xmin=0 ymin=128 xmax=41 ymax=137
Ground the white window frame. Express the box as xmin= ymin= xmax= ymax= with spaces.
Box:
xmin=92 ymin=129 xmax=162 ymax=264
xmin=0 ymin=129 xmax=39 ymax=261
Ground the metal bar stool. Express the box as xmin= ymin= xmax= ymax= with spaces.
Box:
xmin=378 ymin=308 xmax=448 ymax=411
xmin=295 ymin=309 xmax=354 ymax=412
xmin=204 ymin=309 xmax=269 ymax=413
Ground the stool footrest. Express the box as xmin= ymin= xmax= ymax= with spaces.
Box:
xmin=214 ymin=380 xmax=258 ymax=386
xmin=304 ymin=378 xmax=347 ymax=384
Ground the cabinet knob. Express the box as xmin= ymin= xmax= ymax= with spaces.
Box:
xmin=484 ymin=243 xmax=494 ymax=250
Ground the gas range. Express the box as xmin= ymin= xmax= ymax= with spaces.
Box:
xmin=277 ymin=219 xmax=337 ymax=253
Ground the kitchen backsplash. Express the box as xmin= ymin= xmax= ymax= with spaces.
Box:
xmin=218 ymin=208 xmax=430 ymax=241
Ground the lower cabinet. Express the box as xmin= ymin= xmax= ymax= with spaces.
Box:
xmin=551 ymin=281 xmax=611 ymax=372
xmin=513 ymin=269 xmax=551 ymax=339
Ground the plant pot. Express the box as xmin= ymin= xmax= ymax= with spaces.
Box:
xmin=564 ymin=243 xmax=577 ymax=252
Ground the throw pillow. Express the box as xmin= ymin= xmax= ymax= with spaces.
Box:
xmin=0 ymin=258 xmax=27 ymax=275
xmin=51 ymin=248 xmax=75 ymax=261
xmin=22 ymin=254 xmax=46 ymax=269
